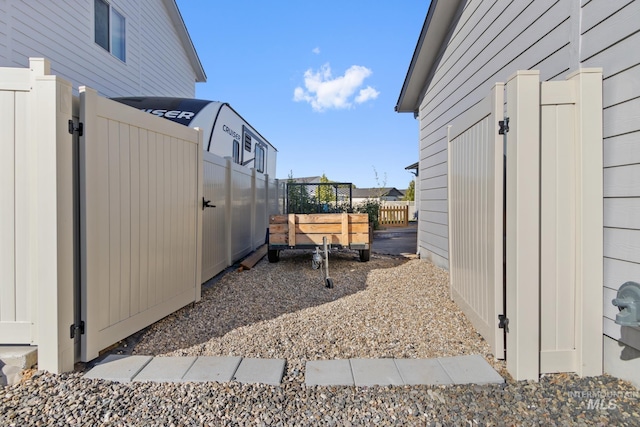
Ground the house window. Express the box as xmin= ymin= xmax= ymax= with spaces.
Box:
xmin=232 ymin=139 xmax=240 ymax=164
xmin=255 ymin=145 xmax=265 ymax=173
xmin=95 ymin=0 xmax=126 ymax=62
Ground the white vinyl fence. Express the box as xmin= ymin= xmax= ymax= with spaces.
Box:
xmin=448 ymin=69 xmax=603 ymax=381
xmin=0 ymin=59 xmax=76 ymax=372
xmin=447 ymin=83 xmax=505 ymax=361
xmin=79 ymin=87 xmax=203 ymax=362
xmin=201 ymin=153 xmax=284 ymax=283
xmin=0 ymin=58 xmax=283 ymax=372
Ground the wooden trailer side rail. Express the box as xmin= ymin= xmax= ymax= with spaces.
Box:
xmin=269 ymin=213 xmax=370 ymax=248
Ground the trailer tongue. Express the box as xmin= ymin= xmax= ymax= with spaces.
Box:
xmin=268 ymin=183 xmax=372 ymax=288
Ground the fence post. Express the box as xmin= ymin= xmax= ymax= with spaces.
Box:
xmin=569 ymin=68 xmax=603 ymax=377
xmin=194 ymin=128 xmax=203 ymax=303
xmin=225 ymin=158 xmax=233 ymax=266
xmin=505 ymin=70 xmax=540 ymax=381
xmin=251 ymin=168 xmax=257 ymax=250
xmin=34 ymin=71 xmax=75 ymax=373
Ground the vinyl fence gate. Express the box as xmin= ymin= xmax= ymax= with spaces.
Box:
xmin=0 ymin=59 xmax=203 ymax=372
xmin=448 ymin=69 xmax=603 ymax=381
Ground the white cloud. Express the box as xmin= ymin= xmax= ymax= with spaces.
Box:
xmin=293 ymin=63 xmax=378 ymax=112
xmin=312 ymin=47 xmax=320 ymax=54
xmin=355 ymin=86 xmax=380 ymax=104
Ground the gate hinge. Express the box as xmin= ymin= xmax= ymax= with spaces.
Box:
xmin=70 ymin=321 xmax=85 ymax=339
xmin=68 ymin=120 xmax=84 ymax=136
xmin=498 ymin=117 xmax=509 ymax=135
xmin=498 ymin=314 xmax=509 ymax=333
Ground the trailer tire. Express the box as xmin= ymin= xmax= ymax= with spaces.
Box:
xmin=268 ymin=249 xmax=280 ymax=263
xmin=359 ymin=249 xmax=370 ymax=262
xmin=325 ymin=278 xmax=334 ymax=289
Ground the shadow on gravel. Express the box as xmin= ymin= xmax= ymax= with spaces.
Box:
xmin=118 ymin=250 xmax=407 ymax=357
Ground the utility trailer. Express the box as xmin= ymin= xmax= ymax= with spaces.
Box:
xmin=267 ymin=182 xmax=372 ymax=288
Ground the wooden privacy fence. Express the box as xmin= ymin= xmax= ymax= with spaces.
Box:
xmin=379 ymin=205 xmax=409 ymax=227
xmin=447 ymin=69 xmax=603 ymax=381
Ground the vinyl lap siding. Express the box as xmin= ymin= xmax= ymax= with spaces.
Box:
xmin=0 ymin=0 xmax=196 ymax=98
xmin=582 ymin=0 xmax=640 ymax=350
xmin=140 ymin=2 xmax=196 ymax=98
xmin=417 ymin=0 xmax=572 ymax=268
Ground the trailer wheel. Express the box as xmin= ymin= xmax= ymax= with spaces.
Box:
xmin=325 ymin=278 xmax=334 ymax=289
xmin=268 ymin=249 xmax=280 ymax=263
xmin=359 ymin=249 xmax=370 ymax=262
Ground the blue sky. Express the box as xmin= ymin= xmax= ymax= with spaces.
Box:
xmin=175 ymin=1 xmax=428 ymax=189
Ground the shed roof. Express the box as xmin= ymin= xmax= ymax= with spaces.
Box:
xmin=395 ymin=0 xmax=464 ymax=114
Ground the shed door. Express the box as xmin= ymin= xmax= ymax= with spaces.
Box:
xmin=447 ymin=83 xmax=505 ymax=359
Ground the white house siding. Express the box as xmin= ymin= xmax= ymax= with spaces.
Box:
xmin=0 ymin=0 xmax=197 ymax=98
xmin=417 ymin=0 xmax=574 ymax=268
xmin=581 ymin=0 xmax=640 ymax=356
xmin=413 ymin=0 xmax=640 ymax=383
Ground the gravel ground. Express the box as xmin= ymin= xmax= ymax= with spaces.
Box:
xmin=1 ymin=251 xmax=639 ymax=426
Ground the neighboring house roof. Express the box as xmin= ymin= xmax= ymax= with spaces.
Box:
xmin=352 ymin=187 xmax=404 ymax=199
xmin=166 ymin=0 xmax=206 ymax=82
xmin=395 ymin=0 xmax=464 ymax=114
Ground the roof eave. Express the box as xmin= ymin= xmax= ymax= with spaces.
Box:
xmin=164 ymin=0 xmax=207 ymax=83
xmin=395 ymin=0 xmax=465 ymax=113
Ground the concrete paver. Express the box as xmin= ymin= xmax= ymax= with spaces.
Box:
xmin=350 ymin=358 xmax=404 ymax=386
xmin=83 ymin=355 xmax=153 ymax=383
xmin=182 ymin=356 xmax=242 ymax=383
xmin=232 ymin=357 xmax=285 ymax=386
xmin=305 ymin=359 xmax=354 ymax=386
xmin=439 ymin=354 xmax=505 ymax=385
xmin=133 ymin=356 xmax=197 ymax=382
xmin=395 ymin=358 xmax=454 ymax=385
xmin=84 ymin=354 xmax=503 ymax=387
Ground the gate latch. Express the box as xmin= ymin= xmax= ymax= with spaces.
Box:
xmin=498 ymin=314 xmax=509 ymax=333
xmin=203 ymin=197 xmax=216 ymax=210
xmin=68 ymin=120 xmax=84 ymax=136
xmin=70 ymin=321 xmax=85 ymax=339
xmin=498 ymin=117 xmax=509 ymax=135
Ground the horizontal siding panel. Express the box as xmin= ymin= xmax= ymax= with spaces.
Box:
xmin=421 ymin=138 xmax=447 ymax=159
xmin=582 ymin=30 xmax=640 ymax=78
xmin=427 ymin=0 xmax=507 ymax=101
xmin=420 ymin=187 xmax=448 ymax=201
xmin=422 ymin=149 xmax=448 ymax=169
xmin=421 ymin=162 xmax=448 ymax=179
xmin=424 ymin=0 xmax=560 ymax=114
xmin=604 ymin=198 xmax=640 ymax=229
xmin=423 ymin=174 xmax=447 ymax=190
xmin=580 ymin=0 xmax=640 ymax=61
xmin=418 ymin=233 xmax=449 ymax=258
xmin=604 ymin=131 xmax=640 ymax=168
xmin=422 ymin=210 xmax=448 ymax=225
xmin=422 ymin=199 xmax=448 ymax=213
xmin=602 ymin=66 xmax=640 ymax=110
xmin=1 ymin=0 xmax=196 ymax=98
xmin=604 ymin=257 xmax=640 ymax=291
xmin=422 ymin=0 xmax=570 ymax=136
xmin=423 ymin=221 xmax=448 ymax=238
xmin=581 ymin=0 xmax=633 ymax=33
xmin=603 ymin=287 xmax=619 ymax=321
xmin=422 ymin=17 xmax=572 ymax=141
xmin=603 ymin=317 xmax=640 ymax=350
xmin=603 ymin=97 xmax=640 ymax=139
xmin=604 ymin=164 xmax=640 ymax=197
xmin=604 ymin=227 xmax=640 ymax=264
